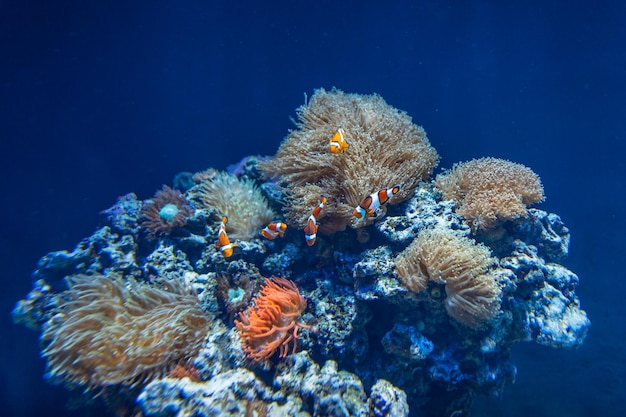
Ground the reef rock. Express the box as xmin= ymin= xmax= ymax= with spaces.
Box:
xmin=13 ymin=92 xmax=590 ymax=417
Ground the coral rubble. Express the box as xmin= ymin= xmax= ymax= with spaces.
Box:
xmin=12 ymin=90 xmax=589 ymax=417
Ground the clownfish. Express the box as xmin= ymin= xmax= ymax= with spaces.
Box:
xmin=304 ymin=195 xmax=327 ymax=246
xmin=353 ymin=185 xmax=401 ymax=219
xmin=216 ymin=216 xmax=238 ymax=257
xmin=260 ymin=222 xmax=287 ymax=240
xmin=329 ymin=128 xmax=349 ymax=154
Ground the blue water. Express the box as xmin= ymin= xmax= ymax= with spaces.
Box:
xmin=1 ymin=1 xmax=624 ymax=416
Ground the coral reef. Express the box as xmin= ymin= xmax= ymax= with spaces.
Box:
xmin=259 ymin=88 xmax=439 ymax=234
xmin=40 ymin=274 xmax=210 ymax=389
xmin=138 ymin=352 xmax=407 ymax=417
xmin=369 ymin=379 xmax=410 ymax=417
xmin=192 ymin=171 xmax=275 ymax=240
xmin=435 ymin=157 xmax=545 ymax=232
xmin=12 ymin=89 xmax=589 ymax=417
xmin=273 ymin=352 xmax=374 ymax=417
xmin=138 ymin=368 xmax=306 ymax=417
xmin=499 ymin=239 xmax=590 ymax=348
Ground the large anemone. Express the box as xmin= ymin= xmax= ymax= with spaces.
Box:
xmin=259 ymin=88 xmax=439 ymax=235
xmin=41 ymin=274 xmax=210 ymax=389
xmin=395 ymin=226 xmax=502 ymax=328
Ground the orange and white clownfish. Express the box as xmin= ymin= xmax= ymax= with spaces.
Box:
xmin=260 ymin=222 xmax=287 ymax=240
xmin=329 ymin=128 xmax=349 ymax=154
xmin=353 ymin=185 xmax=401 ymax=219
xmin=303 ymin=195 xmax=327 ymax=246
xmin=216 ymin=216 xmax=238 ymax=257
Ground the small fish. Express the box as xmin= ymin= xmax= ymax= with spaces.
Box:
xmin=260 ymin=222 xmax=288 ymax=240
xmin=304 ymin=195 xmax=327 ymax=246
xmin=329 ymin=128 xmax=349 ymax=154
xmin=216 ymin=216 xmax=238 ymax=257
xmin=353 ymin=185 xmax=401 ymax=218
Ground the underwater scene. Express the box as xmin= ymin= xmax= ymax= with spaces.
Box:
xmin=2 ymin=2 xmax=625 ymax=417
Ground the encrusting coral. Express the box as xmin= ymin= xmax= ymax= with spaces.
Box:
xmin=434 ymin=157 xmax=545 ymax=232
xmin=41 ymin=274 xmax=210 ymax=389
xmin=259 ymin=88 xmax=440 ymax=234
xmin=193 ymin=172 xmax=274 ymax=240
xmin=235 ymin=277 xmax=309 ymax=363
xmin=140 ymin=185 xmax=194 ymax=238
xmin=395 ymin=226 xmax=501 ymax=328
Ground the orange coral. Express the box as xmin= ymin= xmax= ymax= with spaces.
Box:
xmin=235 ymin=277 xmax=309 ymax=362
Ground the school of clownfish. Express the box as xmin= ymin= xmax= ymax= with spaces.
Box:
xmin=216 ymin=128 xmax=401 ymax=257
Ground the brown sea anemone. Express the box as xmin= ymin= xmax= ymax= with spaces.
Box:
xmin=395 ymin=226 xmax=501 ymax=328
xmin=216 ymin=270 xmax=262 ymax=322
xmin=193 ymin=172 xmax=274 ymax=241
xmin=140 ymin=185 xmax=194 ymax=238
xmin=434 ymin=157 xmax=545 ymax=232
xmin=41 ymin=274 xmax=210 ymax=389
xmin=235 ymin=277 xmax=309 ymax=362
xmin=259 ymin=88 xmax=439 ymax=234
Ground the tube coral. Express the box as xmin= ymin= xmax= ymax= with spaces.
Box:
xmin=235 ymin=277 xmax=309 ymax=362
xmin=193 ymin=172 xmax=274 ymax=241
xmin=259 ymin=88 xmax=439 ymax=234
xmin=140 ymin=185 xmax=194 ymax=238
xmin=434 ymin=157 xmax=545 ymax=232
xmin=395 ymin=227 xmax=501 ymax=328
xmin=41 ymin=274 xmax=210 ymax=389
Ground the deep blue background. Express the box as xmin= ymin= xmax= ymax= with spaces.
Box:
xmin=2 ymin=1 xmax=624 ymax=415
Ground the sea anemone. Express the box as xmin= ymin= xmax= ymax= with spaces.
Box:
xmin=192 ymin=168 xmax=219 ymax=184
xmin=140 ymin=185 xmax=194 ymax=238
xmin=259 ymin=88 xmax=439 ymax=234
xmin=445 ymin=271 xmax=502 ymax=328
xmin=216 ymin=270 xmax=262 ymax=322
xmin=434 ymin=157 xmax=545 ymax=232
xmin=193 ymin=172 xmax=274 ymax=241
xmin=395 ymin=227 xmax=501 ymax=328
xmin=235 ymin=277 xmax=309 ymax=362
xmin=41 ymin=274 xmax=210 ymax=389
